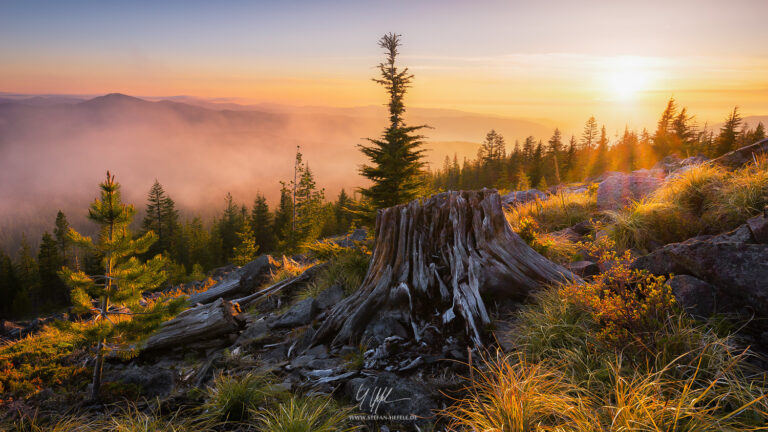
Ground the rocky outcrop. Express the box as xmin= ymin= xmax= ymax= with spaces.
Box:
xmin=596 ymin=169 xmax=665 ymax=209
xmin=633 ymin=214 xmax=768 ymax=318
xmin=188 ymin=255 xmax=274 ymax=305
xmin=713 ymin=138 xmax=768 ymax=169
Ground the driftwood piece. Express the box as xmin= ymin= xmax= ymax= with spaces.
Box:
xmin=143 ymin=298 xmax=243 ymax=353
xmin=314 ymin=189 xmax=580 ymax=349
xmin=188 ymin=255 xmax=273 ymax=305
xmin=232 ymin=264 xmax=326 ymax=309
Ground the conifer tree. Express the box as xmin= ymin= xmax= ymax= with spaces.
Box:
xmin=15 ymin=236 xmax=38 ymax=316
xmin=184 ymin=217 xmax=214 ymax=271
xmin=359 ymin=33 xmax=427 ymax=211
xmin=590 ymin=126 xmax=609 ymax=177
xmin=54 ymin=210 xmax=71 ymax=263
xmin=581 ymin=116 xmax=599 ymax=149
xmin=755 ymin=122 xmax=766 ymax=142
xmin=0 ymin=250 xmax=19 ymax=318
xmin=293 ymin=164 xmax=325 ymax=250
xmin=250 ymin=193 xmax=274 ymax=253
xmin=38 ymin=232 xmax=68 ymax=310
xmin=231 ymin=221 xmax=259 ymax=266
xmin=60 ymin=172 xmax=166 ymax=400
xmin=716 ymin=106 xmax=742 ymax=156
xmin=478 ymin=129 xmax=506 ymax=163
xmin=141 ymin=180 xmax=178 ymax=257
xmin=217 ymin=192 xmax=243 ymax=263
xmin=273 ymin=183 xmax=293 ymax=246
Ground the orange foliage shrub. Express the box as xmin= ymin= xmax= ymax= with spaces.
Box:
xmin=561 ymin=239 xmax=674 ymax=350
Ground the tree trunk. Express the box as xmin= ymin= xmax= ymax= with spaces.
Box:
xmin=314 ymin=189 xmax=580 ymax=350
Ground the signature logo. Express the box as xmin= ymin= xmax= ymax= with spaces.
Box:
xmin=355 ymin=385 xmax=411 ymax=415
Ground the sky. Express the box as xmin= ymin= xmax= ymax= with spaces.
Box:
xmin=1 ymin=0 xmax=768 ymax=131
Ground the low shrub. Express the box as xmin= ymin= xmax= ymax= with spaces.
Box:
xmin=308 ymin=240 xmax=371 ymax=295
xmin=512 ymin=216 xmax=579 ymax=263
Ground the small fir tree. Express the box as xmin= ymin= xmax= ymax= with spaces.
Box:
xmin=59 ymin=172 xmax=166 ymax=400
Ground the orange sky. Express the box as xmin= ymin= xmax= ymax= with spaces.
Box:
xmin=2 ymin=1 xmax=768 ymax=132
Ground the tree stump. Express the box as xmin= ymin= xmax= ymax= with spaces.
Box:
xmin=314 ymin=189 xmax=580 ymax=350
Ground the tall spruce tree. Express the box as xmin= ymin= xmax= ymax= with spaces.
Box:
xmin=217 ymin=192 xmax=243 ymax=263
xmin=141 ymin=180 xmax=178 ymax=257
xmin=60 ymin=172 xmax=165 ymax=400
xmin=54 ymin=210 xmax=71 ymax=263
xmin=478 ymin=129 xmax=506 ymax=163
xmin=359 ymin=33 xmax=427 ymax=212
xmin=38 ymin=232 xmax=68 ymax=311
xmin=250 ymin=193 xmax=275 ymax=253
xmin=581 ymin=116 xmax=599 ymax=149
xmin=15 ymin=236 xmax=38 ymax=316
xmin=0 ymin=250 xmax=19 ymax=318
xmin=716 ymin=107 xmax=742 ymax=156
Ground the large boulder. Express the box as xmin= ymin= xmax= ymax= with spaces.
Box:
xmin=712 ymin=138 xmax=768 ymax=169
xmin=667 ymin=275 xmax=724 ymax=319
xmin=188 ymin=255 xmax=274 ymax=305
xmin=632 ymin=215 xmax=768 ymax=317
xmin=596 ymin=170 xmax=664 ymax=209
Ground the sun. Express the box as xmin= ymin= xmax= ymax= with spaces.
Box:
xmin=604 ymin=57 xmax=652 ymax=100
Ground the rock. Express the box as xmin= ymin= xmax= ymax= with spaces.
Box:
xmin=305 ymin=344 xmax=329 ymax=359
xmin=566 ymin=261 xmax=600 ymax=278
xmin=315 ymin=284 xmax=345 ymax=310
xmin=109 ymin=365 xmax=174 ymax=398
xmin=571 ymin=220 xmax=594 ymax=236
xmin=234 ymin=318 xmax=269 ymax=346
xmin=667 ymin=275 xmax=723 ymax=319
xmin=346 ymin=372 xmax=437 ymax=418
xmin=188 ymin=255 xmax=274 ymax=305
xmin=747 ymin=214 xmax=768 ymax=244
xmin=632 ymin=232 xmax=768 ymax=317
xmin=290 ymin=354 xmax=315 ymax=368
xmin=712 ymin=138 xmax=768 ymax=169
xmin=142 ymin=298 xmax=244 ymax=354
xmin=501 ymin=189 xmax=548 ymax=207
xmin=550 ymin=227 xmax=581 ymax=242
xmin=596 ymin=170 xmax=664 ymax=210
xmin=271 ymin=298 xmax=318 ymax=329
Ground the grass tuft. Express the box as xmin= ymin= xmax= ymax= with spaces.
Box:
xmin=254 ymin=395 xmax=358 ymax=432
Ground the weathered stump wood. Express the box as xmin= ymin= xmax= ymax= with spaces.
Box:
xmin=232 ymin=263 xmax=326 ymax=309
xmin=143 ymin=298 xmax=243 ymax=353
xmin=314 ymin=189 xmax=580 ymax=349
xmin=188 ymin=255 xmax=273 ymax=305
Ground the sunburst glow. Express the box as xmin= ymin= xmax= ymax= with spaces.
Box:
xmin=605 ymin=57 xmax=653 ymax=100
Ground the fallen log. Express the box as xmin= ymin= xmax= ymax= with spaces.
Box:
xmin=142 ymin=298 xmax=244 ymax=353
xmin=314 ymin=189 xmax=580 ymax=349
xmin=232 ymin=263 xmax=326 ymax=309
xmin=187 ymin=255 xmax=273 ymax=305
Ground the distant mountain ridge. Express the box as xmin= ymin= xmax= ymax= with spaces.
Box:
xmin=0 ymin=92 xmax=552 ymax=251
